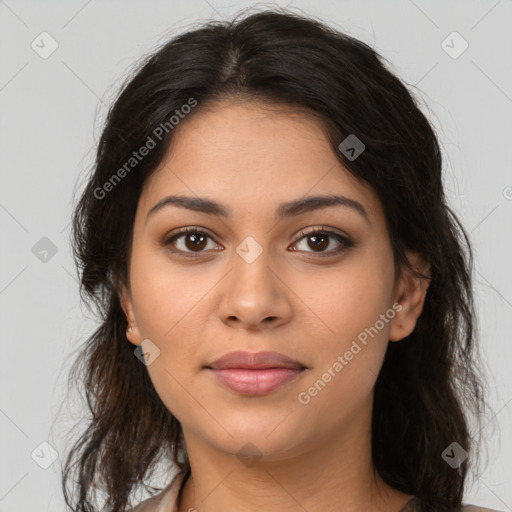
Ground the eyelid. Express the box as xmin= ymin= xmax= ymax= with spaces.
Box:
xmin=292 ymin=225 xmax=350 ymax=242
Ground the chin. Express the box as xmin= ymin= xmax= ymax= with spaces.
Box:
xmin=205 ymin=421 xmax=311 ymax=462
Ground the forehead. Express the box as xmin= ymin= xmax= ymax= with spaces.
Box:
xmin=137 ymin=100 xmax=384 ymax=226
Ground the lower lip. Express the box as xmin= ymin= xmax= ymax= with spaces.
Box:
xmin=208 ymin=368 xmax=305 ymax=396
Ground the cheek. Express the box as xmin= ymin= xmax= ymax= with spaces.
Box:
xmin=291 ymin=257 xmax=395 ymax=346
xmin=129 ymin=245 xmax=203 ymax=338
xmin=128 ymin=247 xmax=211 ymax=398
xmin=296 ymin=292 xmax=392 ymax=428
xmin=292 ymin=252 xmax=395 ymax=404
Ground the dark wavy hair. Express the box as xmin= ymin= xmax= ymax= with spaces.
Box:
xmin=63 ymin=7 xmax=490 ymax=512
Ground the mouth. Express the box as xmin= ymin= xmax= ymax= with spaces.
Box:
xmin=204 ymin=350 xmax=308 ymax=396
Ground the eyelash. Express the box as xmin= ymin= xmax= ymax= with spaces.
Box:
xmin=161 ymin=226 xmax=355 ymax=258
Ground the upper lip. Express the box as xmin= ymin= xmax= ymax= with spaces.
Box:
xmin=206 ymin=350 xmax=306 ymax=370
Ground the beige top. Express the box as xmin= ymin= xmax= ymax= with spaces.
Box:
xmin=131 ymin=471 xmax=185 ymax=512
xmin=132 ymin=471 xmax=504 ymax=512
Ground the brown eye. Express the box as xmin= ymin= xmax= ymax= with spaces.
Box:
xmin=307 ymin=233 xmax=330 ymax=251
xmin=182 ymin=232 xmax=208 ymax=251
xmin=163 ymin=228 xmax=219 ymax=254
xmin=291 ymin=228 xmax=354 ymax=256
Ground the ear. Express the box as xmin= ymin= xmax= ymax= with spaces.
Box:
xmin=118 ymin=284 xmax=142 ymax=347
xmin=389 ymin=251 xmax=431 ymax=342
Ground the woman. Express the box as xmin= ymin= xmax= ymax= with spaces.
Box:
xmin=63 ymin=8 xmax=501 ymax=512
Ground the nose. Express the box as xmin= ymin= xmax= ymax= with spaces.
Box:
xmin=217 ymin=248 xmax=293 ymax=331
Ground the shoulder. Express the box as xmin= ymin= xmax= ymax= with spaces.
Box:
xmin=402 ymin=497 xmax=503 ymax=512
xmin=461 ymin=505 xmax=505 ymax=512
xmin=128 ymin=494 xmax=162 ymax=512
xmin=127 ymin=471 xmax=187 ymax=512
xmin=128 ymin=489 xmax=168 ymax=512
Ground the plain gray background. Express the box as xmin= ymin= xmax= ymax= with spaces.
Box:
xmin=1 ymin=1 xmax=511 ymax=510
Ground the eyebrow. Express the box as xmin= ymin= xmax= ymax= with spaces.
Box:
xmin=145 ymin=193 xmax=370 ymax=224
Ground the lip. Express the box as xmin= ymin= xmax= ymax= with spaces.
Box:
xmin=205 ymin=350 xmax=307 ymax=396
xmin=206 ymin=350 xmax=305 ymax=370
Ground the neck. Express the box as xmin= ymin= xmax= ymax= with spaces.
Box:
xmin=177 ymin=406 xmax=412 ymax=512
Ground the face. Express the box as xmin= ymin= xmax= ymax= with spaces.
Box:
xmin=120 ymin=100 xmax=429 ymax=462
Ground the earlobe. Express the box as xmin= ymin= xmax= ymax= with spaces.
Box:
xmin=118 ymin=285 xmax=141 ymax=346
xmin=389 ymin=251 xmax=431 ymax=342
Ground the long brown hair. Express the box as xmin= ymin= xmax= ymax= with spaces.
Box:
xmin=63 ymin=8 xmax=490 ymax=511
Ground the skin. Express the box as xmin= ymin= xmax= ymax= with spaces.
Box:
xmin=120 ymin=99 xmax=430 ymax=512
